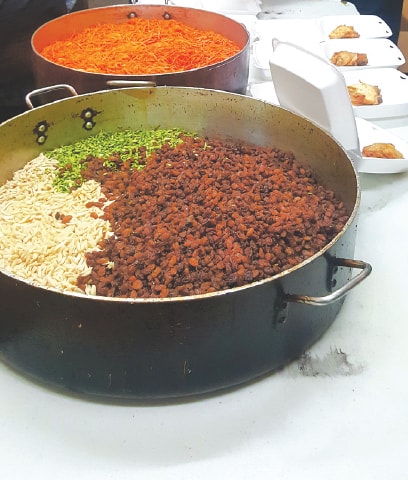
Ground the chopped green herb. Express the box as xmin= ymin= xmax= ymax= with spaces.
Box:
xmin=46 ymin=128 xmax=193 ymax=193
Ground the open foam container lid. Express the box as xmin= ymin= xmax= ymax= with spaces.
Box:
xmin=269 ymin=39 xmax=362 ymax=168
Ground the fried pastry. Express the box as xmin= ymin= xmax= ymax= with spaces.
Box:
xmin=362 ymin=143 xmax=404 ymax=159
xmin=329 ymin=24 xmax=360 ymax=39
xmin=330 ymin=51 xmax=368 ymax=67
xmin=347 ymin=81 xmax=383 ymax=106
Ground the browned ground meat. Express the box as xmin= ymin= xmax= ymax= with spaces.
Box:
xmin=77 ymin=135 xmax=349 ymax=298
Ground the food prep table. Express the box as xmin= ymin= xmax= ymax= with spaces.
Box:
xmin=1 ymin=2 xmax=408 ymax=479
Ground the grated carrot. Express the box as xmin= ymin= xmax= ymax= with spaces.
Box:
xmin=40 ymin=18 xmax=241 ymax=75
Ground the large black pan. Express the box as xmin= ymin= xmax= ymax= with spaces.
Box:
xmin=31 ymin=5 xmax=250 ymax=95
xmin=0 ymin=86 xmax=371 ymax=400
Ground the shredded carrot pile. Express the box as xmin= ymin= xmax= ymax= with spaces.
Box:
xmin=40 ymin=18 xmax=241 ymax=75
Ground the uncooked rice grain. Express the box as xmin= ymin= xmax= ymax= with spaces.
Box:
xmin=0 ymin=154 xmax=112 ymax=293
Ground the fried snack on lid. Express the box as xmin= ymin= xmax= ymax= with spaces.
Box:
xmin=347 ymin=81 xmax=383 ymax=106
xmin=330 ymin=51 xmax=368 ymax=66
xmin=329 ymin=25 xmax=360 ymax=39
xmin=362 ymin=143 xmax=404 ymax=159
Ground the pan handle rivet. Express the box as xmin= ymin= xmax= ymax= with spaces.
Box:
xmin=37 ymin=135 xmax=46 ymax=144
xmin=80 ymin=108 xmax=98 ymax=130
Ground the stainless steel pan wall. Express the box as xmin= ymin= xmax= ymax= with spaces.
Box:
xmin=31 ymin=5 xmax=250 ymax=95
xmin=0 ymin=87 xmax=364 ymax=400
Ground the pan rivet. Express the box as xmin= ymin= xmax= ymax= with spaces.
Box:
xmin=80 ymin=108 xmax=98 ymax=130
xmin=275 ymin=301 xmax=288 ymax=325
xmin=33 ymin=120 xmax=50 ymax=144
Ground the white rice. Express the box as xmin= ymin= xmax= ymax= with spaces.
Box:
xmin=0 ymin=153 xmax=112 ymax=293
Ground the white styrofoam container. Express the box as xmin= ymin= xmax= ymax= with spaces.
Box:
xmin=268 ymin=40 xmax=361 ymax=161
xmin=355 ymin=118 xmax=408 ymax=174
xmin=249 ymin=81 xmax=408 ymax=174
xmin=342 ymin=68 xmax=408 ymax=119
xmin=323 ymin=38 xmax=405 ymax=70
xmin=268 ymin=40 xmax=408 ymax=174
xmin=253 ymin=37 xmax=323 ymax=72
xmin=318 ymin=15 xmax=392 ymax=40
xmin=255 ymin=15 xmax=392 ymax=44
xmin=253 ymin=31 xmax=405 ymax=74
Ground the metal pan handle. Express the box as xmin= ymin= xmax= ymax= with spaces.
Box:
xmin=25 ymin=84 xmax=78 ymax=109
xmin=283 ymin=258 xmax=372 ymax=306
xmin=106 ymin=80 xmax=157 ymax=89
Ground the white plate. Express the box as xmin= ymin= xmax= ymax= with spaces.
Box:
xmin=318 ymin=15 xmax=392 ymax=40
xmin=342 ymin=68 xmax=408 ymax=119
xmin=355 ymin=117 xmax=408 ymax=174
xmin=323 ymin=38 xmax=405 ymax=70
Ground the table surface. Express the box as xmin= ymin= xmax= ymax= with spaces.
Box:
xmin=2 ymin=2 xmax=408 ymax=479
